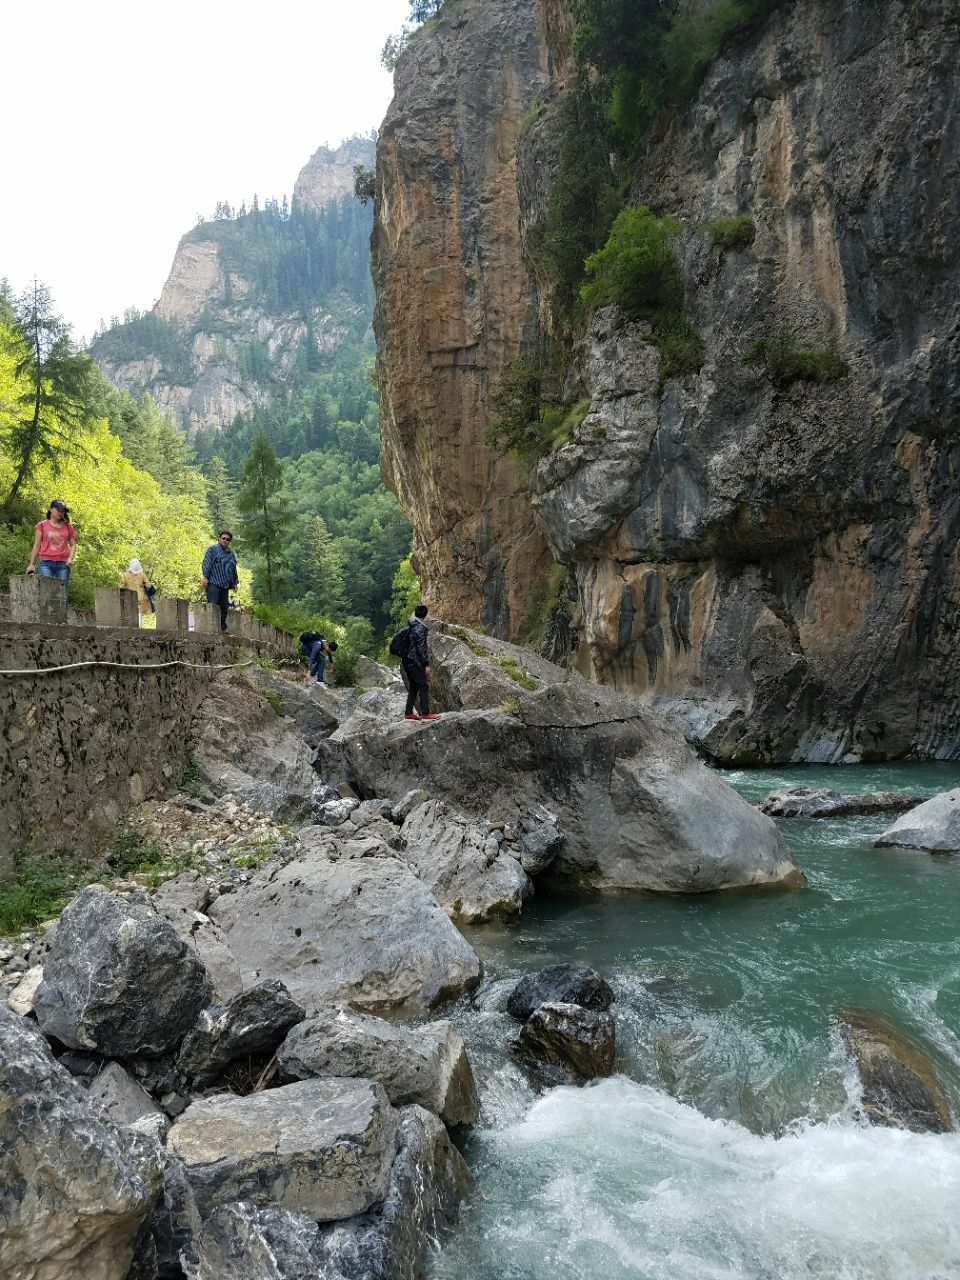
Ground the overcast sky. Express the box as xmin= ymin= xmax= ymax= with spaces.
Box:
xmin=1 ymin=0 xmax=409 ymax=342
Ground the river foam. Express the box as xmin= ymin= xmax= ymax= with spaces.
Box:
xmin=438 ymin=1076 xmax=960 ymax=1280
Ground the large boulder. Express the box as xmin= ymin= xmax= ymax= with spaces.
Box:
xmin=315 ymin=1104 xmax=474 ymax=1280
xmin=0 ymin=1006 xmax=162 ymax=1280
xmin=193 ymin=675 xmax=321 ymax=817
xmin=334 ymin=635 xmax=802 ymax=893
xmin=34 ymin=887 xmax=212 ymax=1057
xmin=152 ymin=874 xmax=243 ymax=1002
xmin=760 ymin=787 xmax=924 ymax=818
xmin=835 ymin=1007 xmax=954 ymax=1134
xmin=177 ymin=980 xmax=306 ymax=1087
xmin=399 ymin=799 xmax=532 ymax=923
xmin=86 ymin=1061 xmax=165 ymax=1128
xmin=208 ymin=849 xmax=481 ymax=1013
xmin=190 ymin=1202 xmax=344 ymax=1280
xmin=506 ymin=963 xmax=615 ymax=1021
xmin=516 ymin=1002 xmax=616 ymax=1084
xmin=278 ymin=1007 xmax=479 ymax=1127
xmin=874 ymin=788 xmax=960 ymax=852
xmin=165 ymin=1078 xmax=396 ymax=1228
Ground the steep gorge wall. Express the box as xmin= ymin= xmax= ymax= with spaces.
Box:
xmin=376 ymin=0 xmax=960 ymax=763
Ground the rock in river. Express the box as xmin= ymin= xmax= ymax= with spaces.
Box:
xmin=874 ymin=788 xmax=960 ymax=852
xmin=516 ymin=1001 xmax=616 ymax=1084
xmin=506 ymin=963 xmax=615 ymax=1022
xmin=760 ymin=787 xmax=924 ymax=819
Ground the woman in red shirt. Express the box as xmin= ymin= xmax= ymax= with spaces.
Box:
xmin=25 ymin=499 xmax=77 ymax=585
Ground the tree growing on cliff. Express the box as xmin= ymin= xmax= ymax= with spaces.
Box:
xmin=0 ymin=282 xmax=100 ymax=519
xmin=237 ymin=432 xmax=292 ymax=604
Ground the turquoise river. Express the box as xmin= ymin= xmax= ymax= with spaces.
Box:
xmin=432 ymin=764 xmax=960 ymax=1280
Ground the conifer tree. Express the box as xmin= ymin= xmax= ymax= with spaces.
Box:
xmin=236 ymin=431 xmax=292 ymax=603
xmin=1 ymin=281 xmax=100 ymax=517
xmin=307 ymin=514 xmax=346 ymax=617
xmin=205 ymin=456 xmax=240 ymax=536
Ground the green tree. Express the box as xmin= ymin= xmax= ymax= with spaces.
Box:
xmin=1 ymin=282 xmax=100 ymax=517
xmin=205 ymin=456 xmax=240 ymax=535
xmin=237 ymin=432 xmax=292 ymax=604
xmin=306 ymin=514 xmax=346 ymax=617
xmin=390 ymin=557 xmax=420 ymax=629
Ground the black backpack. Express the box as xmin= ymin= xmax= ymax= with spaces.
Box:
xmin=299 ymin=629 xmax=320 ymax=657
xmin=389 ymin=625 xmax=411 ymax=659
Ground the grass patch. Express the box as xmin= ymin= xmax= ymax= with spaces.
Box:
xmin=520 ymin=564 xmax=569 ymax=648
xmin=104 ymin=826 xmax=166 ymax=880
xmin=496 ymin=655 xmax=539 ymax=691
xmin=744 ymin=330 xmax=849 ymax=387
xmin=499 ymin=698 xmax=520 ymax=716
xmin=707 ymin=214 xmax=756 ymax=251
xmin=451 ymin=626 xmax=487 ymax=657
xmin=180 ymin=755 xmax=211 ymax=802
xmin=0 ymin=858 xmax=72 ymax=935
xmin=262 ymin=688 xmax=285 ymax=717
xmin=652 ymin=314 xmax=706 ymax=381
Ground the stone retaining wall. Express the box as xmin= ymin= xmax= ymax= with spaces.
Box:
xmin=0 ymin=623 xmax=294 ymax=875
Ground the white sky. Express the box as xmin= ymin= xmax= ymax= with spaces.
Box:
xmin=1 ymin=0 xmax=409 ymax=343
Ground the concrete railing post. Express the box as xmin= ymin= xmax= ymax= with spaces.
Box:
xmin=9 ymin=575 xmax=68 ymax=625
xmin=238 ymin=613 xmax=259 ymax=642
xmin=196 ymin=603 xmax=222 ymax=635
xmin=155 ymin=597 xmax=189 ymax=632
xmin=95 ymin=587 xmax=139 ymax=628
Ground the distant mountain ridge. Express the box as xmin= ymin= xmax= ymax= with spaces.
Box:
xmin=91 ymin=136 xmax=375 ymax=438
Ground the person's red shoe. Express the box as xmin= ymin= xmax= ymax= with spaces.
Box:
xmin=403 ymin=713 xmax=421 ymax=720
xmin=420 ymin=713 xmax=441 ymax=720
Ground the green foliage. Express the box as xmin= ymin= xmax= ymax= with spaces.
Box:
xmin=0 ymin=856 xmax=71 ymax=935
xmin=262 ymin=688 xmax=284 ymax=716
xmin=653 ymin=315 xmax=706 ymax=380
xmin=743 ymin=331 xmax=849 ymax=388
xmin=180 ymin=755 xmax=211 ymax=800
xmin=390 ymin=557 xmax=421 ymax=630
xmin=708 ymin=214 xmax=756 ymax=251
xmin=305 ymin=514 xmax=346 ymax=618
xmin=237 ymin=432 xmax=293 ymax=604
xmin=498 ymin=698 xmax=520 ymax=716
xmin=91 ymin=310 xmax=195 ymax=385
xmin=520 ymin=564 xmax=569 ymax=647
xmin=204 ymin=456 xmax=240 ymax=536
xmin=104 ymin=826 xmax=166 ymax=879
xmin=353 ymin=164 xmax=376 ymax=206
xmin=496 ymin=654 xmax=539 ymax=690
xmin=485 ymin=355 xmax=589 ymax=464
xmin=581 ymin=207 xmax=684 ymax=317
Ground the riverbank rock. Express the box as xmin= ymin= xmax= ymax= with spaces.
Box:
xmin=399 ymin=799 xmax=532 ymax=923
xmin=334 ymin=633 xmax=803 ymax=894
xmin=835 ymin=1007 xmax=954 ymax=1134
xmin=760 ymin=787 xmax=924 ymax=818
xmin=278 ymin=1007 xmax=479 ymax=1127
xmin=874 ymin=788 xmax=960 ymax=852
xmin=86 ymin=1061 xmax=165 ymax=1128
xmin=516 ymin=1002 xmax=616 ymax=1084
xmin=506 ymin=963 xmax=615 ymax=1021
xmin=315 ymin=1104 xmax=474 ymax=1280
xmin=191 ymin=1202 xmax=341 ymax=1280
xmin=193 ymin=675 xmax=321 ymax=817
xmin=0 ymin=1007 xmax=162 ymax=1280
xmin=152 ymin=874 xmax=243 ymax=1002
xmin=34 ymin=887 xmax=212 ymax=1057
xmin=516 ymin=804 xmax=564 ymax=875
xmin=165 ymin=1078 xmax=396 ymax=1227
xmin=208 ymin=851 xmax=482 ymax=1013
xmin=177 ymin=980 xmax=305 ymax=1087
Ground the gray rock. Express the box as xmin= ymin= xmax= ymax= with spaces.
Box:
xmin=0 ymin=1006 xmax=161 ymax=1280
xmin=516 ymin=803 xmax=564 ymax=875
xmin=87 ymin=1061 xmax=165 ymax=1127
xmin=190 ymin=1201 xmax=340 ymax=1280
xmin=391 ymin=788 xmax=430 ymax=823
xmin=7 ymin=963 xmax=43 ymax=1016
xmin=400 ymin=799 xmax=532 ymax=923
xmin=152 ymin=870 xmax=211 ymax=915
xmin=516 ymin=1001 xmax=616 ymax=1084
xmin=874 ymin=788 xmax=960 ymax=852
xmin=760 ymin=787 xmax=925 ymax=818
xmin=34 ymin=887 xmax=212 ymax=1057
xmin=318 ymin=796 xmax=361 ymax=826
xmin=194 ymin=677 xmax=320 ymax=817
xmin=165 ymin=1078 xmax=397 ymax=1226
xmin=335 ymin=649 xmax=804 ymax=894
xmin=316 ymin=1104 xmax=474 ymax=1280
xmin=177 ymin=979 xmax=306 ymax=1086
xmin=151 ymin=898 xmax=243 ymax=1003
xmin=245 ymin=665 xmax=340 ymax=745
xmin=208 ymin=853 xmax=481 ymax=1013
xmin=506 ymin=963 xmax=615 ymax=1021
xmin=836 ymin=1007 xmax=954 ymax=1134
xmin=130 ymin=1113 xmax=171 ymax=1145
xmin=278 ymin=1007 xmax=479 ymax=1127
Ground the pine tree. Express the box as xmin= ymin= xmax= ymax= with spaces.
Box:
xmin=205 ymin=456 xmax=240 ymax=535
xmin=307 ymin=514 xmax=346 ymax=617
xmin=1 ymin=281 xmax=101 ymax=517
xmin=236 ymin=432 xmax=292 ymax=603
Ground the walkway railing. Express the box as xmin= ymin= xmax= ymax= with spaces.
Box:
xmin=6 ymin=577 xmax=296 ymax=653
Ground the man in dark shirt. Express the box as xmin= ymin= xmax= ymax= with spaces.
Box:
xmin=403 ymin=603 xmax=438 ymax=720
xmin=201 ymin=530 xmax=239 ymax=632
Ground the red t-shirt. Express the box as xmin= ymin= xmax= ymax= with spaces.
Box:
xmin=36 ymin=519 xmax=76 ymax=562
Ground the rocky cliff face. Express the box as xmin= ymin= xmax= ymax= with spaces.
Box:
xmin=375 ymin=0 xmax=960 ymax=763
xmin=94 ymin=137 xmax=374 ymax=438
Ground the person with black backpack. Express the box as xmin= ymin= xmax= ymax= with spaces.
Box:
xmin=390 ymin=603 xmax=438 ymax=720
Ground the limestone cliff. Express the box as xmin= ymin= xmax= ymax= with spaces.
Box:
xmin=375 ymin=0 xmax=960 ymax=763
xmin=93 ymin=137 xmax=375 ymax=437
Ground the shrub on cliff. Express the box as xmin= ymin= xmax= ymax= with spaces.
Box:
xmin=708 ymin=214 xmax=756 ymax=252
xmin=484 ymin=357 xmax=590 ymax=464
xmin=743 ymin=331 xmax=849 ymax=387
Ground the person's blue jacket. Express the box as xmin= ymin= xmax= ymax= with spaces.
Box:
xmin=406 ymin=616 xmax=429 ymax=669
xmin=202 ymin=543 xmax=239 ymax=590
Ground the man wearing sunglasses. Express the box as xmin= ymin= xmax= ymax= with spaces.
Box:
xmin=201 ymin=530 xmax=239 ymax=633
